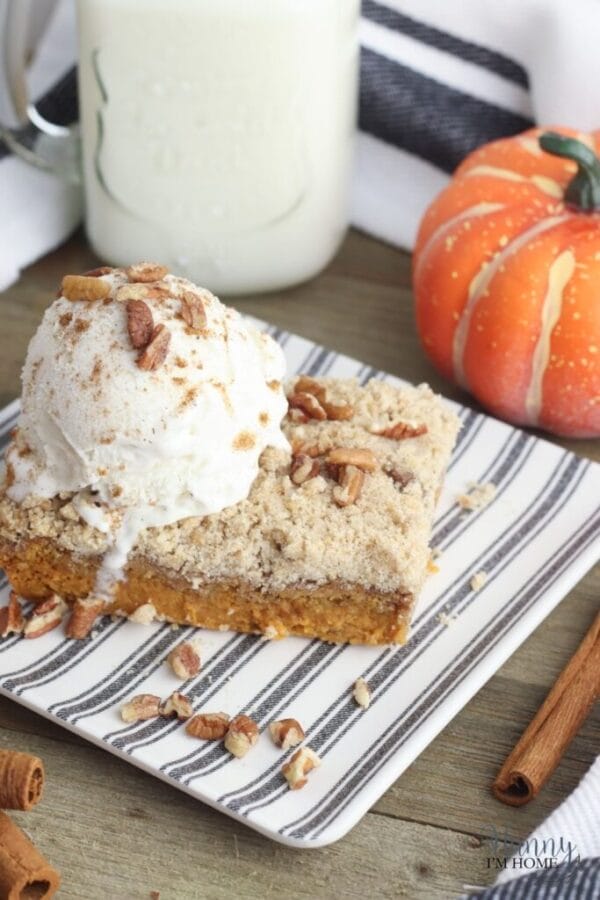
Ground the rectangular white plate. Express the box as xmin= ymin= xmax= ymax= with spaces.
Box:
xmin=1 ymin=322 xmax=599 ymax=848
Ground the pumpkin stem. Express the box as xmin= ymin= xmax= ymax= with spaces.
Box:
xmin=539 ymin=131 xmax=600 ymax=211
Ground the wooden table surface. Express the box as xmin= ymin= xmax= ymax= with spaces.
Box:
xmin=0 ymin=230 xmax=598 ymax=900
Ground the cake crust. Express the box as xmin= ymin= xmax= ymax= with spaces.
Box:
xmin=0 ymin=377 xmax=460 ymax=645
xmin=0 ymin=536 xmax=413 ymax=645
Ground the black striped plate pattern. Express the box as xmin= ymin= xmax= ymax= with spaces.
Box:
xmin=0 ymin=325 xmax=598 ymax=848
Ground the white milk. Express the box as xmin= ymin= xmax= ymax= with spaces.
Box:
xmin=76 ymin=0 xmax=359 ymax=294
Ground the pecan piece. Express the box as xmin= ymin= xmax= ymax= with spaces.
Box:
xmin=160 ymin=691 xmax=193 ymax=720
xmin=82 ymin=266 xmax=116 ymax=277
xmin=372 ymin=422 xmax=428 ymax=440
xmin=281 ymin=746 xmax=321 ymax=790
xmin=323 ymin=461 xmax=341 ymax=482
xmin=385 ymin=467 xmax=414 ymax=490
xmin=269 ymin=718 xmax=305 ymax=750
xmin=167 ymin=641 xmax=201 ymax=680
xmin=327 ymin=447 xmax=378 ymax=472
xmin=224 ymin=714 xmax=259 ymax=758
xmin=293 ymin=376 xmax=353 ymax=420
xmin=322 ymin=400 xmax=354 ymax=421
xmin=65 ymin=597 xmax=104 ymax=639
xmin=457 ymin=482 xmax=496 ymax=511
xmin=290 ymin=454 xmax=320 ymax=485
xmin=288 ymin=391 xmax=327 ymax=421
xmin=0 ymin=591 xmax=24 ymax=638
xmin=116 ymin=283 xmax=170 ymax=302
xmin=61 ymin=274 xmax=111 ymax=302
xmin=353 ymin=677 xmax=371 ymax=709
xmin=24 ymin=595 xmax=67 ymax=639
xmin=186 ymin=712 xmax=230 ymax=740
xmin=332 ymin=465 xmax=364 ymax=507
xmin=294 ymin=376 xmax=326 ymax=401
xmin=121 ymin=694 xmax=161 ymax=723
xmin=126 ymin=262 xmax=169 ymax=283
xmin=137 ymin=324 xmax=171 ymax=371
xmin=470 ymin=570 xmax=488 ymax=592
xmin=180 ymin=292 xmax=207 ymax=332
xmin=126 ymin=299 xmax=154 ymax=349
xmin=290 ymin=441 xmax=321 ymax=458
xmin=287 ymin=408 xmax=308 ymax=424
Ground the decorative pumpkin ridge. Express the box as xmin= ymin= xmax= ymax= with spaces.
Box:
xmin=413 ymin=126 xmax=600 ymax=438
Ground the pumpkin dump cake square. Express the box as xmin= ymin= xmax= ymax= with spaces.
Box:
xmin=0 ymin=267 xmax=459 ymax=645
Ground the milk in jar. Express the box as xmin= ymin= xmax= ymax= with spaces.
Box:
xmin=76 ymin=0 xmax=359 ymax=293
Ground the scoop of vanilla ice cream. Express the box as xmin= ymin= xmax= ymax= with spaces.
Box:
xmin=8 ymin=270 xmax=289 ymax=554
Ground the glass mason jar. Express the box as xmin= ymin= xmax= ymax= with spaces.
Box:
xmin=0 ymin=0 xmax=360 ymax=294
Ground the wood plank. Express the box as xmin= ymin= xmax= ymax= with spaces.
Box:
xmin=4 ymin=726 xmax=497 ymax=900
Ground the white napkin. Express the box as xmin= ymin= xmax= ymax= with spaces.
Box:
xmin=0 ymin=0 xmax=80 ymax=290
xmin=494 ymin=755 xmax=600 ymax=885
xmin=2 ymin=0 xmax=600 ymax=282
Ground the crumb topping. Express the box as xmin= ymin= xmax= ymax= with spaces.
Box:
xmin=457 ymin=482 xmax=496 ymax=511
xmin=470 ymin=570 xmax=488 ymax=591
xmin=0 ymin=378 xmax=459 ymax=596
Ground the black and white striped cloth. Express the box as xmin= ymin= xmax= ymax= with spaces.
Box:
xmin=1 ymin=323 xmax=599 ymax=859
xmin=353 ymin=0 xmax=600 ymax=247
xmin=2 ymin=0 xmax=600 ymax=286
xmin=466 ymin=757 xmax=600 ymax=898
xmin=468 ymin=857 xmax=600 ymax=900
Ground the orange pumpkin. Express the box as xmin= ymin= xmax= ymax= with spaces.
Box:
xmin=413 ymin=126 xmax=600 ymax=438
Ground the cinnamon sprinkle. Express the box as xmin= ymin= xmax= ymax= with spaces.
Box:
xmin=232 ymin=430 xmax=256 ymax=451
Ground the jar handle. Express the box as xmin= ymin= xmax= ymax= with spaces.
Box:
xmin=0 ymin=0 xmax=80 ymax=183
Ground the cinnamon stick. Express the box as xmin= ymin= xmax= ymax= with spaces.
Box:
xmin=0 ymin=751 xmax=44 ymax=811
xmin=0 ymin=811 xmax=60 ymax=898
xmin=493 ymin=612 xmax=600 ymax=806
